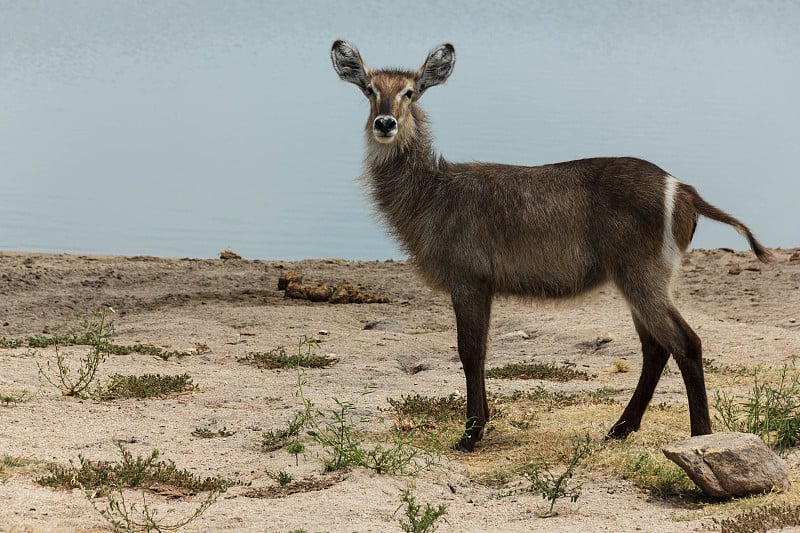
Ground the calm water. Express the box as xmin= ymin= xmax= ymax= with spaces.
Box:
xmin=2 ymin=1 xmax=798 ymax=260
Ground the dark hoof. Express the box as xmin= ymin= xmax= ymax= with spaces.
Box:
xmin=454 ymin=436 xmax=476 ymax=453
xmin=606 ymin=423 xmax=637 ymax=441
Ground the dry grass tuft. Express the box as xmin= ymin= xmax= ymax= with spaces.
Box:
xmin=609 ymin=358 xmax=632 ymax=374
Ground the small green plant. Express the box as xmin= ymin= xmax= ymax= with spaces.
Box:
xmin=2 ymin=312 xmax=193 ymax=361
xmin=384 ymin=393 xmax=467 ymax=451
xmin=262 ymin=412 xmax=306 ymax=452
xmin=191 ymin=424 xmax=235 ymax=439
xmin=501 ymin=386 xmax=621 ymax=409
xmin=714 ymin=503 xmax=800 ymax=533
xmin=37 ymin=308 xmax=115 ymax=397
xmin=0 ymin=337 xmax=24 ymax=348
xmin=2 ymin=455 xmax=29 ymax=469
xmin=386 ymin=394 xmax=466 ymax=430
xmin=88 ymin=486 xmax=221 ymax=533
xmin=396 ymin=487 xmax=447 ymax=533
xmin=703 ymin=358 xmax=722 ymax=374
xmin=289 ymin=338 xmax=436 ymax=475
xmin=238 ymin=336 xmax=336 ymax=369
xmin=713 ymin=362 xmax=800 ymax=451
xmin=286 ymin=440 xmax=306 ymax=466
xmin=1 ymin=455 xmax=39 ymax=481
xmin=102 ymin=343 xmax=197 ymax=361
xmin=497 ymin=432 xmax=594 ymax=517
xmin=256 ymin=337 xmax=437 ymax=476
xmin=0 ymin=388 xmax=33 ymax=405
xmin=97 ymin=373 xmax=197 ymax=400
xmin=310 ymin=392 xmax=437 ymax=474
xmin=620 ymin=451 xmax=701 ymax=498
xmin=268 ymin=470 xmax=294 ymax=486
xmin=51 ymin=446 xmax=233 ymax=532
xmin=37 ymin=443 xmax=232 ymax=495
xmin=486 ymin=361 xmax=590 ymax=381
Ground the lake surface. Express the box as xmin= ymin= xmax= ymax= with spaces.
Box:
xmin=2 ymin=1 xmax=798 ymax=260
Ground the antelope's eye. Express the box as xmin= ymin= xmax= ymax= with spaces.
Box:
xmin=404 ymin=89 xmax=414 ymax=99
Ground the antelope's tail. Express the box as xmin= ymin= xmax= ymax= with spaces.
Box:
xmin=683 ymin=183 xmax=774 ymax=263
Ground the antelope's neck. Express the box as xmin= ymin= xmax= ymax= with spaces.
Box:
xmin=363 ymin=116 xmax=442 ymax=254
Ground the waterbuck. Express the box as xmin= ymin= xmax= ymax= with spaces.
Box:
xmin=331 ymin=40 xmax=773 ymax=452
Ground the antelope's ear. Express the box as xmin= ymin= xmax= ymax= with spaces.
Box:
xmin=331 ymin=40 xmax=371 ymax=93
xmin=416 ymin=43 xmax=455 ymax=95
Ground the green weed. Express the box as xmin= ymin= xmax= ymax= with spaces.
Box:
xmin=262 ymin=412 xmax=306 ymax=452
xmin=191 ymin=424 xmax=235 ymax=439
xmin=620 ymin=451 xmax=701 ymax=498
xmin=286 ymin=441 xmax=306 ymax=466
xmin=713 ymin=362 xmax=800 ymax=451
xmin=97 ymin=373 xmax=196 ymax=400
xmin=0 ymin=388 xmax=33 ymax=406
xmin=88 ymin=486 xmax=221 ymax=533
xmin=487 ymin=361 xmax=590 ymax=381
xmin=500 ymin=386 xmax=621 ymax=409
xmin=386 ymin=394 xmax=466 ymax=431
xmin=304 ymin=390 xmax=431 ymax=475
xmin=0 ymin=337 xmax=24 ymax=348
xmin=396 ymin=487 xmax=447 ymax=533
xmin=286 ymin=337 xmax=437 ymax=475
xmin=37 ymin=443 xmax=232 ymax=496
xmin=37 ymin=309 xmax=115 ymax=397
xmin=3 ymin=309 xmax=193 ymax=361
xmin=1 ymin=455 xmax=40 ymax=481
xmin=495 ymin=432 xmax=594 ymax=517
xmin=268 ymin=470 xmax=294 ymax=486
xmin=239 ymin=336 xmax=336 ymax=369
xmin=383 ymin=393 xmax=466 ymax=451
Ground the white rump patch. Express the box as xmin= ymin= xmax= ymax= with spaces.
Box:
xmin=663 ymin=175 xmax=681 ymax=269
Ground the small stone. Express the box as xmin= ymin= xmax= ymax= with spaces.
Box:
xmin=728 ymin=266 xmax=742 ymax=275
xmin=596 ymin=332 xmax=614 ymax=346
xmin=498 ymin=330 xmax=530 ymax=340
xmin=789 ymin=251 xmax=800 ymax=261
xmin=662 ymin=432 xmax=790 ymax=498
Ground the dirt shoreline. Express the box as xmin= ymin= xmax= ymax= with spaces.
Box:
xmin=1 ymin=249 xmax=799 ymax=532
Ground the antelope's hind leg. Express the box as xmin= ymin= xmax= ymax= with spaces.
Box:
xmin=666 ymin=309 xmax=711 ymax=436
xmin=612 ymin=284 xmax=712 ymax=438
xmin=607 ymin=316 xmax=670 ymax=438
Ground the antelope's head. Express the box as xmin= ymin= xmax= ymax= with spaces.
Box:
xmin=331 ymin=40 xmax=455 ymax=146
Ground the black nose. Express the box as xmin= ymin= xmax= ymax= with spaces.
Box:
xmin=374 ymin=116 xmax=397 ymax=134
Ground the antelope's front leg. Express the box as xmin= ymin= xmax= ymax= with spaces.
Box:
xmin=451 ymin=283 xmax=493 ymax=452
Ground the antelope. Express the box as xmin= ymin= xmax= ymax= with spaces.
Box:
xmin=330 ymin=40 xmax=773 ymax=452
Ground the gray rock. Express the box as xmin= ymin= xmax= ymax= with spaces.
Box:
xmin=662 ymin=432 xmax=790 ymax=498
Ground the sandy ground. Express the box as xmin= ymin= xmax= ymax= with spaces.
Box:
xmin=1 ymin=248 xmax=799 ymax=532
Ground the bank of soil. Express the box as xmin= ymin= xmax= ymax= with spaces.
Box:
xmin=1 ymin=249 xmax=799 ymax=532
